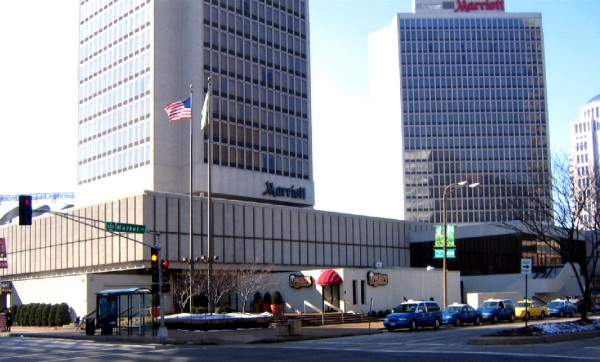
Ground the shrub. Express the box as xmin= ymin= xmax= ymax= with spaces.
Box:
xmin=48 ymin=304 xmax=58 ymax=326
xmin=253 ymin=292 xmax=262 ymax=303
xmin=55 ymin=303 xmax=71 ymax=326
xmin=262 ymin=292 xmax=271 ymax=304
xmin=191 ymin=307 xmax=207 ymax=314
xmin=271 ymin=291 xmax=283 ymax=305
xmin=216 ymin=306 xmax=232 ymax=314
xmin=41 ymin=304 xmax=52 ymax=326
xmin=28 ymin=303 xmax=39 ymax=326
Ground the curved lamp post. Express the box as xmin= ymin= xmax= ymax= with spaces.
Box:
xmin=442 ymin=181 xmax=480 ymax=308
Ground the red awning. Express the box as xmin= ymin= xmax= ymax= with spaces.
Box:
xmin=316 ymin=269 xmax=343 ymax=286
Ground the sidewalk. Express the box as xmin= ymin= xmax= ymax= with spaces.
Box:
xmin=0 ymin=321 xmax=386 ymax=345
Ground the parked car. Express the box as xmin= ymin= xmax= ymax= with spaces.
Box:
xmin=547 ymin=299 xmax=577 ymax=317
xmin=383 ymin=300 xmax=442 ymax=331
xmin=514 ymin=299 xmax=548 ymax=320
xmin=477 ymin=299 xmax=516 ymax=323
xmin=442 ymin=303 xmax=482 ymax=326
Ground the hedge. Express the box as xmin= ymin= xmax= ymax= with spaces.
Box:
xmin=11 ymin=302 xmax=71 ymax=327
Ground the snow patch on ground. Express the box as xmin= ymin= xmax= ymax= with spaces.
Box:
xmin=164 ymin=312 xmax=272 ymax=321
xmin=495 ymin=318 xmax=600 ymax=336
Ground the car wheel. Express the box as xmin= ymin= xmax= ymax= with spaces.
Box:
xmin=492 ymin=314 xmax=499 ymax=324
xmin=525 ymin=312 xmax=530 ymax=321
xmin=386 ymin=327 xmax=394 ymax=332
xmin=454 ymin=317 xmax=461 ymax=327
xmin=560 ymin=311 xmax=564 ymax=317
xmin=410 ymin=320 xmax=418 ymax=331
xmin=509 ymin=314 xmax=515 ymax=323
xmin=475 ymin=316 xmax=481 ymax=326
xmin=539 ymin=311 xmax=545 ymax=320
xmin=569 ymin=311 xmax=575 ymax=318
xmin=434 ymin=318 xmax=441 ymax=330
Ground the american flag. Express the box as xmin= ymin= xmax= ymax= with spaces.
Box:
xmin=164 ymin=98 xmax=192 ymax=122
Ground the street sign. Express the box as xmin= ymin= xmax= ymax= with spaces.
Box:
xmin=105 ymin=222 xmax=146 ymax=234
xmin=434 ymin=248 xmax=456 ymax=259
xmin=521 ymin=258 xmax=532 ymax=274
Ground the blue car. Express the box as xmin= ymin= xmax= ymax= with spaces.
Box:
xmin=547 ymin=299 xmax=577 ymax=317
xmin=383 ymin=300 xmax=442 ymax=331
xmin=477 ymin=299 xmax=516 ymax=323
xmin=442 ymin=303 xmax=482 ymax=326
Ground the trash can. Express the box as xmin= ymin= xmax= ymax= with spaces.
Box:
xmin=288 ymin=319 xmax=302 ymax=336
xmin=85 ymin=318 xmax=95 ymax=336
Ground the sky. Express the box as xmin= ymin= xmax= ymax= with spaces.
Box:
xmin=0 ymin=0 xmax=599 ymax=219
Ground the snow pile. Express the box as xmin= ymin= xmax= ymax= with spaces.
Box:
xmin=494 ymin=319 xmax=600 ymax=337
xmin=165 ymin=312 xmax=272 ymax=321
xmin=534 ymin=319 xmax=600 ymax=335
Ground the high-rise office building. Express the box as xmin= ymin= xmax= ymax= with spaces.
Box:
xmin=369 ymin=0 xmax=551 ymax=224
xmin=569 ymin=94 xmax=600 ymax=226
xmin=77 ymin=0 xmax=313 ymax=207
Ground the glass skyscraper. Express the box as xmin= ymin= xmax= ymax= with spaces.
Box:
xmin=77 ymin=0 xmax=313 ymax=207
xmin=370 ymin=0 xmax=551 ymax=224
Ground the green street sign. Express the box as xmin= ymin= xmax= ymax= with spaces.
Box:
xmin=434 ymin=248 xmax=456 ymax=259
xmin=105 ymin=222 xmax=146 ymax=234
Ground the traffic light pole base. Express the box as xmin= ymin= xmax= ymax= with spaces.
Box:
xmin=157 ymin=325 xmax=168 ymax=340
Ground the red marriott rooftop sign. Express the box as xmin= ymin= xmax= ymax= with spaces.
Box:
xmin=455 ymin=0 xmax=505 ymax=13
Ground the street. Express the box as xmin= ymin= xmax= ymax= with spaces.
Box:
xmin=2 ymin=320 xmax=600 ymax=361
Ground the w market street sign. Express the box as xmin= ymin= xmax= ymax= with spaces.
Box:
xmin=105 ymin=222 xmax=146 ymax=234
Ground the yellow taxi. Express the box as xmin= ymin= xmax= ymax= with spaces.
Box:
xmin=514 ymin=299 xmax=548 ymax=320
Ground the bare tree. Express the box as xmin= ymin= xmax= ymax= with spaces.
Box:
xmin=232 ymin=261 xmax=277 ymax=313
xmin=506 ymin=153 xmax=600 ymax=320
xmin=171 ymin=270 xmax=207 ymax=313
xmin=207 ymin=267 xmax=238 ymax=311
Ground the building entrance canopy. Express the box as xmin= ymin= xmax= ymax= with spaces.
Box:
xmin=317 ymin=269 xmax=343 ymax=286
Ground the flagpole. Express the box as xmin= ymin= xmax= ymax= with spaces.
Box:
xmin=206 ymin=77 xmax=214 ymax=315
xmin=188 ymin=83 xmax=194 ymax=314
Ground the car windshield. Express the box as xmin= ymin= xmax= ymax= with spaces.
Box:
xmin=444 ymin=306 xmax=462 ymax=313
xmin=547 ymin=302 xmax=563 ymax=308
xmin=394 ymin=303 xmax=417 ymax=313
xmin=479 ymin=301 xmax=498 ymax=309
xmin=515 ymin=302 xmax=531 ymax=308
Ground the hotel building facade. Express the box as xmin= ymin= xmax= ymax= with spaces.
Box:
xmin=369 ymin=0 xmax=551 ymax=224
xmin=77 ymin=0 xmax=314 ymax=207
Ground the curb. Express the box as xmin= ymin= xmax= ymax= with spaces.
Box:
xmin=469 ymin=329 xmax=600 ymax=345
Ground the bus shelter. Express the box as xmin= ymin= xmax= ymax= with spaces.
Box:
xmin=96 ymin=287 xmax=153 ymax=336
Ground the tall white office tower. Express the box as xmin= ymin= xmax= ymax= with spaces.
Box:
xmin=369 ymin=0 xmax=551 ymax=224
xmin=77 ymin=1 xmax=313 ymax=207
xmin=569 ymin=94 xmax=600 ymax=227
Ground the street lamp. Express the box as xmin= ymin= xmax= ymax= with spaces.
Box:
xmin=442 ymin=181 xmax=480 ymax=308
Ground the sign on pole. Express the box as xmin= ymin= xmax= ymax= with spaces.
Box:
xmin=434 ymin=248 xmax=456 ymax=259
xmin=105 ymin=222 xmax=146 ymax=234
xmin=521 ymin=258 xmax=532 ymax=274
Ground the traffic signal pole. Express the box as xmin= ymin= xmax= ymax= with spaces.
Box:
xmin=152 ymin=232 xmax=168 ymax=340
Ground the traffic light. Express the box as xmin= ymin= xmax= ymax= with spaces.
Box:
xmin=150 ymin=247 xmax=159 ymax=293
xmin=161 ymin=260 xmax=170 ymax=293
xmin=18 ymin=195 xmax=32 ymax=225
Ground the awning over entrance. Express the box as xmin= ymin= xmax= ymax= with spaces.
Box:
xmin=317 ymin=269 xmax=342 ymax=286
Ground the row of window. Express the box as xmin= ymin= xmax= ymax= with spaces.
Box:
xmin=78 ymin=143 xmax=150 ymax=185
xmin=79 ymin=118 xmax=150 ymax=165
xmin=404 ymin=124 xmax=546 ymax=138
xmin=402 ymin=53 xmax=542 ymax=66
xmin=398 ymin=17 xmax=541 ymax=30
xmin=402 ymin=75 xmax=544 ymax=89
xmin=403 ymin=88 xmax=544 ymax=102
xmin=402 ymin=100 xmax=546 ymax=113
xmin=401 ymin=29 xmax=542 ymax=42
xmin=204 ymin=2 xmax=306 ymax=43
xmin=404 ymin=138 xmax=548 ymax=151
xmin=400 ymin=39 xmax=542 ymax=54
xmin=207 ymin=0 xmax=306 ymax=24
xmin=203 ymin=143 xmax=309 ymax=179
xmin=402 ymin=65 xmax=543 ymax=78
xmin=403 ymin=112 xmax=545 ymax=125
xmin=208 ymin=120 xmax=309 ymax=160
